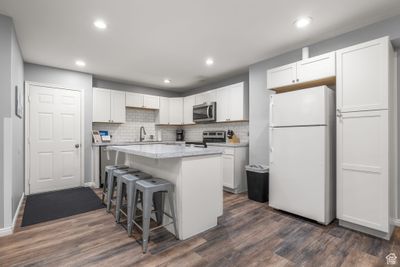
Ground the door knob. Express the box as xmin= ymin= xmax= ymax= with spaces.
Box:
xmin=75 ymin=144 xmax=80 ymax=148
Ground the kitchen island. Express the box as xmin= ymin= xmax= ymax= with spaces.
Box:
xmin=107 ymin=143 xmax=224 ymax=240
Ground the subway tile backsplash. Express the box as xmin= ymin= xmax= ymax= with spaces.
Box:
xmin=92 ymin=108 xmax=249 ymax=143
xmin=93 ymin=108 xmax=175 ymax=142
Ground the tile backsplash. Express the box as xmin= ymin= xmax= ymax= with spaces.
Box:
xmin=181 ymin=122 xmax=249 ymax=142
xmin=92 ymin=108 xmax=175 ymax=142
xmin=93 ymin=108 xmax=249 ymax=143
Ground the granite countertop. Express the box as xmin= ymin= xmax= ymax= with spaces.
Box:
xmin=92 ymin=141 xmax=184 ymax=147
xmin=107 ymin=143 xmax=224 ymax=159
xmin=205 ymin=142 xmax=249 ymax=148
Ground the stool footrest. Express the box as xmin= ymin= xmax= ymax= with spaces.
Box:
xmin=132 ymin=220 xmax=175 ymax=233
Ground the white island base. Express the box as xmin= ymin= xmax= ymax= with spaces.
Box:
xmin=124 ymin=153 xmax=223 ymax=240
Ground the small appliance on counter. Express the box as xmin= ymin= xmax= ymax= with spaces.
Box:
xmin=176 ymin=129 xmax=184 ymax=141
xmin=92 ymin=130 xmax=102 ymax=144
xmin=227 ymin=129 xmax=240 ymax=144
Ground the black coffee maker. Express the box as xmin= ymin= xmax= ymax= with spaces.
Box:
xmin=176 ymin=129 xmax=184 ymax=141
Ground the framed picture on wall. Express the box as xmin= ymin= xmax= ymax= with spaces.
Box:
xmin=15 ymin=85 xmax=23 ymax=118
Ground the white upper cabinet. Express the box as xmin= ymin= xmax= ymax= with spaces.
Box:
xmin=126 ymin=92 xmax=143 ymax=108
xmin=93 ymin=88 xmax=111 ymax=123
xmin=336 ymin=37 xmax=390 ymax=112
xmin=195 ymin=90 xmax=217 ymax=105
xmin=296 ymin=52 xmax=335 ymax=83
xmin=157 ymin=97 xmax=169 ymax=124
xmin=216 ymin=82 xmax=248 ymax=122
xmin=266 ymin=52 xmax=336 ymax=90
xmin=93 ymin=87 xmax=126 ymax=123
xmin=267 ymin=63 xmax=297 ymax=89
xmin=183 ymin=95 xmax=195 ymax=124
xmin=143 ymin=95 xmax=160 ymax=109
xmin=168 ymin=97 xmax=184 ymax=124
xmin=110 ymin=90 xmax=126 ymax=123
xmin=126 ymin=92 xmax=160 ymax=109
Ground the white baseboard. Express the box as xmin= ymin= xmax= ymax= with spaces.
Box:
xmin=0 ymin=193 xmax=24 ymax=237
xmin=84 ymin=182 xmax=96 ymax=188
xmin=392 ymin=218 xmax=400 ymax=226
xmin=0 ymin=226 xmax=13 ymax=237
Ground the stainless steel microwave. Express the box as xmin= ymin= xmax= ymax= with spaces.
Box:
xmin=193 ymin=102 xmax=216 ymax=123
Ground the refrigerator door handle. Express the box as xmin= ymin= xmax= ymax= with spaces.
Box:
xmin=269 ymin=128 xmax=273 ymax=164
xmin=270 ymin=98 xmax=274 ymax=127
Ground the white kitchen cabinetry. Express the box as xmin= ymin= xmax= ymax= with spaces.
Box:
xmin=296 ymin=52 xmax=336 ymax=83
xmin=337 ymin=38 xmax=389 ymax=112
xmin=267 ymin=63 xmax=297 ymax=89
xmin=216 ymin=82 xmax=248 ymax=122
xmin=336 ymin=36 xmax=396 ymax=239
xmin=156 ymin=97 xmax=169 ymax=124
xmin=126 ymin=92 xmax=160 ymax=109
xmin=208 ymin=145 xmax=249 ymax=193
xmin=168 ymin=97 xmax=184 ymax=124
xmin=143 ymin=95 xmax=160 ymax=109
xmin=266 ymin=52 xmax=335 ymax=90
xmin=110 ymin=90 xmax=126 ymax=123
xmin=195 ymin=90 xmax=216 ymax=105
xmin=183 ymin=95 xmax=195 ymax=124
xmin=93 ymin=87 xmax=125 ymax=123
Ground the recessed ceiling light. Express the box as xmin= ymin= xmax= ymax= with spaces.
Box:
xmin=164 ymin=79 xmax=171 ymax=84
xmin=206 ymin=58 xmax=214 ymax=66
xmin=294 ymin=17 xmax=312 ymax=28
xmin=94 ymin=19 xmax=107 ymax=30
xmin=75 ymin=60 xmax=86 ymax=67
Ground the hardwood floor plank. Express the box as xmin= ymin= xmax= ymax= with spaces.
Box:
xmin=0 ymin=190 xmax=399 ymax=267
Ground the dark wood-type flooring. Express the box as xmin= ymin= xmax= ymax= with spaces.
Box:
xmin=1 ymin=189 xmax=400 ymax=266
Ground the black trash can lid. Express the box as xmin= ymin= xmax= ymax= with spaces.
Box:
xmin=245 ymin=164 xmax=269 ymax=173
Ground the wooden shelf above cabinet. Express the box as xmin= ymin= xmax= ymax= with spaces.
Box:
xmin=270 ymin=76 xmax=336 ymax=94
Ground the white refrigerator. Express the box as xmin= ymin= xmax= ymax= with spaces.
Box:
xmin=269 ymin=86 xmax=336 ymax=225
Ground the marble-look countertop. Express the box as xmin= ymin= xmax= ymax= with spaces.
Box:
xmin=92 ymin=141 xmax=184 ymax=147
xmin=107 ymin=143 xmax=224 ymax=159
xmin=206 ymin=142 xmax=249 ymax=148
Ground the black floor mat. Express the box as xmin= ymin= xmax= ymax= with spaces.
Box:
xmin=21 ymin=187 xmax=104 ymax=227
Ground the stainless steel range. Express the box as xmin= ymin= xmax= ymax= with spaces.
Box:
xmin=203 ymin=131 xmax=226 ymax=143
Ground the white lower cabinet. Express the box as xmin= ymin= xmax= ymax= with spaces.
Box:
xmin=209 ymin=145 xmax=249 ymax=193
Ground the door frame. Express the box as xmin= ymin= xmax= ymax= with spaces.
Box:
xmin=24 ymin=81 xmax=85 ymax=195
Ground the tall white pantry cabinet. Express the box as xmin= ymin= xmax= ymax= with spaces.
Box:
xmin=336 ymin=36 xmax=397 ymax=239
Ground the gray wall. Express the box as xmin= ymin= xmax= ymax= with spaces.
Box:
xmin=248 ymin=14 xmax=400 ymax=216
xmin=0 ymin=14 xmax=24 ymax=228
xmin=11 ymin=23 xmax=24 ymax=219
xmin=0 ymin=14 xmax=12 ymax=228
xmin=24 ymin=63 xmax=93 ymax=183
xmin=180 ymin=72 xmax=249 ymax=97
xmin=93 ymin=78 xmax=180 ymax=97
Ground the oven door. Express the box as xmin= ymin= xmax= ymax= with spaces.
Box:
xmin=193 ymin=102 xmax=216 ymax=122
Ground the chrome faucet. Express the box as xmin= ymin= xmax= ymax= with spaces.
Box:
xmin=140 ymin=126 xmax=147 ymax=142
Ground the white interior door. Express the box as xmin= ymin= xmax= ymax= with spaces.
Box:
xmin=269 ymin=126 xmax=327 ymax=223
xmin=337 ymin=110 xmax=389 ymax=232
xmin=29 ymin=85 xmax=82 ymax=194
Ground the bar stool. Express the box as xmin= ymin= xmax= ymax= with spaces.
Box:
xmin=133 ymin=178 xmax=178 ymax=253
xmin=101 ymin=165 xmax=129 ymax=204
xmin=106 ymin=168 xmax=141 ymax=212
xmin=115 ymin=172 xmax=153 ymax=227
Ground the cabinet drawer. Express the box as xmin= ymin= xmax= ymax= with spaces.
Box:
xmin=223 ymin=148 xmax=235 ymax=155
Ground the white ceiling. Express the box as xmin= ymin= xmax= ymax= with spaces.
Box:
xmin=1 ymin=0 xmax=400 ymax=91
